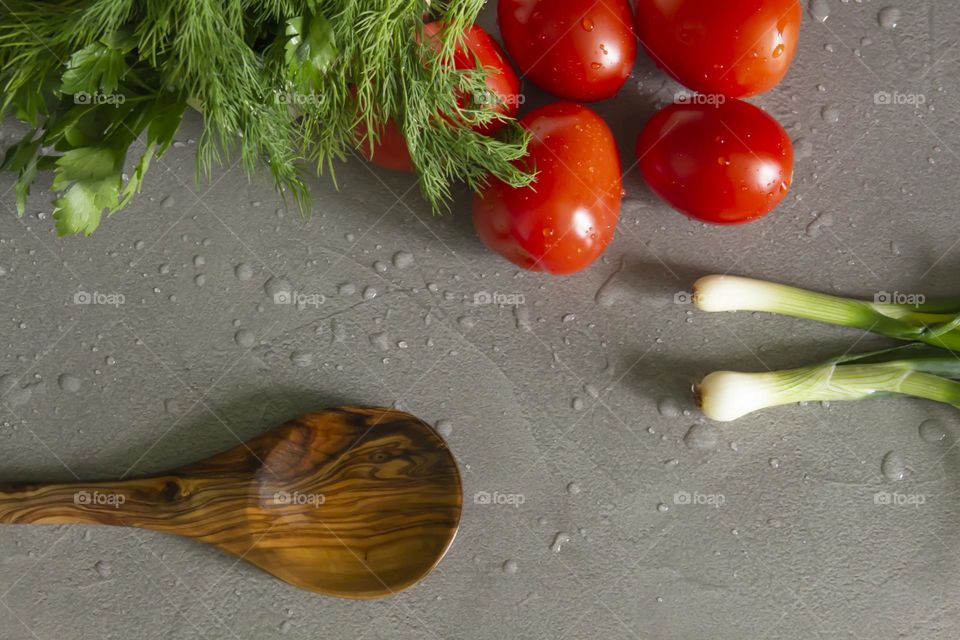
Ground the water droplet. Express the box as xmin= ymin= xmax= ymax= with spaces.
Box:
xmin=58 ymin=373 xmax=81 ymax=393
xmin=161 ymin=195 xmax=175 ymax=208
xmin=502 ymin=559 xmax=519 ymax=574
xmin=0 ymin=374 xmax=31 ymax=407
xmin=331 ymin=319 xmax=346 ymax=343
xmin=567 ymin=482 xmax=581 ymax=495
xmin=338 ymin=282 xmax=356 ymax=296
xmin=878 ymin=6 xmax=901 ymax=29
xmin=657 ymin=503 xmax=669 ymax=513
xmin=919 ymin=418 xmax=948 ymax=443
xmin=821 ymin=105 xmax=840 ymax=123
xmin=657 ymin=397 xmax=681 ymax=418
xmin=550 ymin=532 xmax=571 ymax=553
xmin=264 ymin=276 xmax=292 ymax=299
xmin=164 ymin=398 xmax=180 ymax=415
xmin=194 ymin=274 xmax=206 ymax=287
xmin=881 ymin=450 xmax=909 ymax=481
xmin=805 ymin=211 xmax=834 ymax=238
xmin=581 ymin=18 xmax=594 ymax=31
xmin=369 ymin=331 xmax=390 ymax=351
xmin=235 ymin=329 xmax=256 ymax=348
xmin=772 ymin=44 xmax=785 ymax=58
xmin=290 ymin=351 xmax=313 ymax=367
xmin=435 ymin=419 xmax=453 ymax=437
xmin=373 ymin=260 xmax=388 ymax=273
xmin=234 ymin=263 xmax=254 ymax=281
xmin=571 ymin=397 xmax=584 ymax=411
xmin=94 ymin=560 xmax=112 ymax=578
xmin=595 ymin=257 xmax=627 ymax=306
xmin=362 ymin=286 xmax=377 ymax=300
xmin=513 ymin=305 xmax=532 ymax=331
xmin=392 ymin=251 xmax=414 ymax=269
xmin=792 ymin=137 xmax=813 ymax=160
xmin=193 ymin=255 xmax=205 ymax=267
xmin=683 ymin=423 xmax=718 ymax=450
xmin=808 ymin=0 xmax=830 ymax=22
xmin=769 ymin=457 xmax=781 ymax=469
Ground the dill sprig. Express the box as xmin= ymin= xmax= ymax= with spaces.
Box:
xmin=0 ymin=0 xmax=534 ymax=235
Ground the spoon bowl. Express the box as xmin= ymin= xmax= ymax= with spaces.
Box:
xmin=0 ymin=406 xmax=462 ymax=598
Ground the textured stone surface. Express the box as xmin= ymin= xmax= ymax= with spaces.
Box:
xmin=1 ymin=1 xmax=959 ymax=638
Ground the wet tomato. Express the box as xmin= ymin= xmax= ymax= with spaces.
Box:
xmin=498 ymin=0 xmax=636 ymax=102
xmin=358 ymin=22 xmax=520 ymax=172
xmin=636 ymin=99 xmax=793 ymax=224
xmin=473 ymin=103 xmax=622 ymax=274
xmin=634 ymin=0 xmax=802 ymax=98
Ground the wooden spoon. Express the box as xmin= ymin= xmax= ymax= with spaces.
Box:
xmin=0 ymin=406 xmax=462 ymax=599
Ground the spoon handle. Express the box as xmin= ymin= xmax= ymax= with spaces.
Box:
xmin=0 ymin=477 xmax=191 ymax=531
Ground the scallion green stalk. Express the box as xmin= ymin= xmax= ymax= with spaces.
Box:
xmin=693 ymin=275 xmax=960 ymax=351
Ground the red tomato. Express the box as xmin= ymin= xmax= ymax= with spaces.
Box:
xmin=358 ymin=22 xmax=521 ymax=172
xmin=636 ymin=99 xmax=793 ymax=224
xmin=473 ymin=103 xmax=622 ymax=274
xmin=355 ymin=119 xmax=415 ymax=172
xmin=498 ymin=0 xmax=636 ymax=102
xmin=634 ymin=0 xmax=802 ymax=98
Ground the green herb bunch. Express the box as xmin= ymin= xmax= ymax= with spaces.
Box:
xmin=0 ymin=0 xmax=534 ymax=236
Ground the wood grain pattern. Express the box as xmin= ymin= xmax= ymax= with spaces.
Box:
xmin=0 ymin=406 xmax=463 ymax=599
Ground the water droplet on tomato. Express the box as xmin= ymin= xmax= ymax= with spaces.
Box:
xmin=772 ymin=44 xmax=785 ymax=58
xmin=717 ymin=156 xmax=730 ymax=166
xmin=581 ymin=18 xmax=594 ymax=31
xmin=590 ymin=62 xmax=602 ymax=70
xmin=542 ymin=227 xmax=555 ymax=237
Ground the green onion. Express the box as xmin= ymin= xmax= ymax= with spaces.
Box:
xmin=696 ymin=345 xmax=960 ymax=422
xmin=693 ymin=275 xmax=960 ymax=352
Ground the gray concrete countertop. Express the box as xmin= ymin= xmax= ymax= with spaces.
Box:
xmin=1 ymin=1 xmax=958 ymax=638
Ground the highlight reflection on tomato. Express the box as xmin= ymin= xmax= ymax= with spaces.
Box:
xmin=498 ymin=0 xmax=636 ymax=102
xmin=636 ymin=100 xmax=794 ymax=224
xmin=473 ymin=103 xmax=622 ymax=274
xmin=634 ymin=0 xmax=802 ymax=98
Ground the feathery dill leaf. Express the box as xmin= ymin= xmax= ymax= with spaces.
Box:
xmin=0 ymin=0 xmax=533 ymax=235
